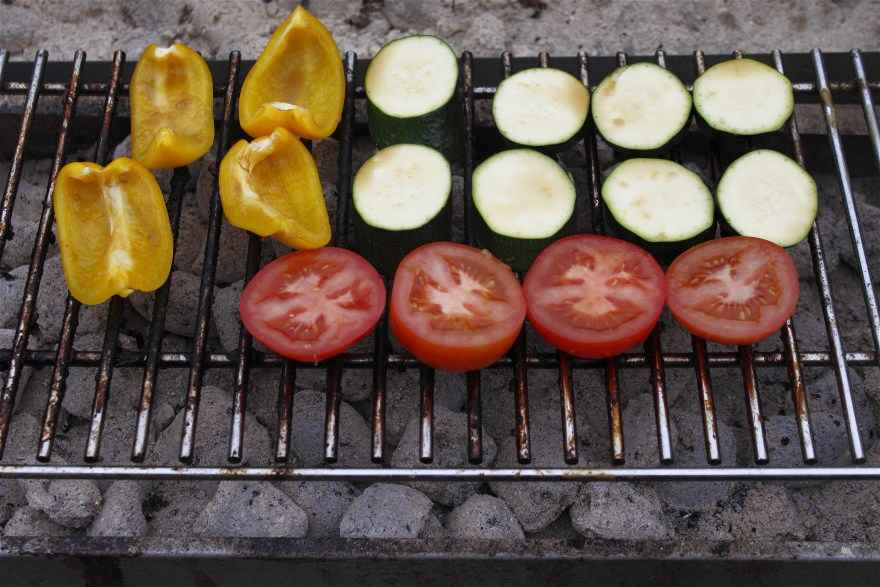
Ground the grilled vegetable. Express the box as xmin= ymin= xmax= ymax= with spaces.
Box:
xmin=666 ymin=236 xmax=800 ymax=345
xmin=472 ymin=149 xmax=576 ymax=272
xmin=492 ymin=67 xmax=589 ymax=152
xmin=53 ymin=158 xmax=173 ymax=305
xmin=353 ymin=144 xmax=452 ymax=275
xmin=366 ymin=35 xmax=460 ymax=156
xmin=240 ymin=248 xmax=386 ymax=363
xmin=130 ymin=43 xmax=214 ymax=169
xmin=390 ymin=242 xmax=526 ymax=372
xmin=693 ymin=58 xmax=794 ymax=136
xmin=218 ymin=127 xmax=331 ymax=250
xmin=592 ymin=63 xmax=692 ymax=154
xmin=601 ymin=158 xmax=715 ymax=262
xmin=717 ymin=149 xmax=817 ymax=247
xmin=239 ymin=6 xmax=344 ymax=139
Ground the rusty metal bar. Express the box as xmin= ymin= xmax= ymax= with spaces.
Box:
xmin=274 ymin=362 xmax=296 ymax=463
xmin=0 ymin=51 xmax=83 ymax=461
xmin=0 ymin=50 xmax=46 ymax=264
xmin=466 ymin=371 xmax=482 ymax=464
xmin=605 ymin=359 xmax=624 ymax=464
xmin=132 ymin=167 xmax=190 ymax=461
xmin=370 ymin=314 xmax=388 ymax=463
xmin=739 ymin=346 xmax=769 ymax=464
xmin=323 ymin=360 xmax=342 ymax=463
xmin=179 ymin=51 xmax=241 ymax=463
xmin=558 ymin=352 xmax=579 ymax=464
xmin=692 ymin=337 xmax=721 ymax=464
xmin=419 ymin=366 xmax=434 ymax=463
xmin=853 ymin=50 xmax=880 ymax=170
xmin=810 ymin=49 xmax=867 ymax=463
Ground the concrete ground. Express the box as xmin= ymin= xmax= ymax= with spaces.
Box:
xmin=1 ymin=0 xmax=879 ymax=60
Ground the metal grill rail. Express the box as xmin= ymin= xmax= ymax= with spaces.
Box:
xmin=0 ymin=50 xmax=879 ymax=481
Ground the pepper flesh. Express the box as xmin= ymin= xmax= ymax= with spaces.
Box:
xmin=130 ymin=43 xmax=214 ymax=169
xmin=238 ymin=6 xmax=344 ymax=140
xmin=219 ymin=127 xmax=331 ymax=249
xmin=53 ymin=158 xmax=174 ymax=305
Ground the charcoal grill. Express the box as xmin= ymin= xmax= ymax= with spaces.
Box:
xmin=0 ymin=47 xmax=879 ymax=486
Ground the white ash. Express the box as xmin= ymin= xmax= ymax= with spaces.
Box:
xmin=570 ymin=482 xmax=670 ymax=541
xmin=2 ymin=220 xmax=42 ymax=271
xmin=339 ymin=483 xmax=435 ymax=539
xmin=289 ymin=389 xmax=373 ymax=468
xmin=88 ymin=481 xmax=148 ymax=537
xmin=111 ymin=135 xmax=173 ymax=193
xmin=3 ymin=506 xmax=73 ymax=537
xmin=172 ymin=196 xmax=207 ymax=274
xmin=279 ymin=481 xmax=359 ymax=538
xmin=446 ymin=494 xmax=525 ymax=540
xmin=193 ymin=481 xmax=308 ymax=538
xmin=129 ymin=270 xmax=203 ymax=337
xmin=392 ymin=405 xmax=497 ymax=507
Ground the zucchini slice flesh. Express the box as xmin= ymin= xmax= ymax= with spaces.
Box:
xmin=693 ymin=58 xmax=794 ymax=135
xmin=592 ymin=63 xmax=692 ymax=151
xmin=365 ymin=35 xmax=458 ymax=119
xmin=473 ymin=149 xmax=576 ymax=240
xmin=353 ymin=143 xmax=451 ymax=231
xmin=492 ymin=68 xmax=590 ymax=147
xmin=717 ymin=149 xmax=817 ymax=247
xmin=602 ymin=158 xmax=714 ymax=243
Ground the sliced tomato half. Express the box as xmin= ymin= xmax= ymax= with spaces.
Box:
xmin=390 ymin=242 xmax=526 ymax=372
xmin=240 ymin=247 xmax=386 ymax=363
xmin=666 ymin=236 xmax=799 ymax=345
xmin=523 ymin=235 xmax=666 ymax=358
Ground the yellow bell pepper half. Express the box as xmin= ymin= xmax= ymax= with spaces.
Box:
xmin=238 ymin=6 xmax=345 ymax=140
xmin=53 ymin=158 xmax=174 ymax=306
xmin=130 ymin=43 xmax=215 ymax=169
xmin=218 ymin=127 xmax=331 ymax=250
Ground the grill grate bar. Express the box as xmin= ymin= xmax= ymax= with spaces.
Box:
xmin=179 ymin=51 xmax=241 ymax=463
xmin=853 ymin=50 xmax=880 ymax=169
xmin=0 ymin=50 xmax=81 ymax=461
xmin=370 ymin=314 xmax=388 ymax=463
xmin=273 ymin=361 xmax=296 ymax=462
xmin=323 ymin=361 xmax=342 ymax=462
xmin=132 ymin=167 xmax=190 ymax=461
xmin=419 ymin=366 xmax=434 ymax=463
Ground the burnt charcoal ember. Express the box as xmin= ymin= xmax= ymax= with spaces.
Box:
xmin=339 ymin=483 xmax=435 ymax=539
xmin=447 ymin=494 xmax=525 ymax=540
xmin=570 ymin=482 xmax=670 ymax=540
xmin=193 ymin=481 xmax=308 ymax=538
xmin=392 ymin=405 xmax=497 ymax=507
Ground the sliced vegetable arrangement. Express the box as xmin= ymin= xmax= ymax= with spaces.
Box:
xmin=240 ymin=248 xmax=386 ymax=363
xmin=666 ymin=236 xmax=800 ymax=345
xmin=390 ymin=242 xmax=526 ymax=372
xmin=366 ymin=35 xmax=460 ymax=155
xmin=523 ymin=235 xmax=666 ymax=358
xmin=472 ymin=149 xmax=576 ymax=272
xmin=717 ymin=149 xmax=817 ymax=247
xmin=693 ymin=58 xmax=794 ymax=136
xmin=53 ymin=158 xmax=173 ymax=305
xmin=602 ymin=158 xmax=715 ymax=261
xmin=239 ymin=6 xmax=345 ymax=139
xmin=219 ymin=127 xmax=331 ymax=250
xmin=492 ymin=67 xmax=590 ymax=151
xmin=129 ymin=43 xmax=215 ymax=169
xmin=592 ymin=62 xmax=692 ymax=154
xmin=353 ymin=143 xmax=452 ymax=274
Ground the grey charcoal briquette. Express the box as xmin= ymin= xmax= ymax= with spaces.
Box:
xmin=193 ymin=481 xmax=308 ymax=538
xmin=447 ymin=494 xmax=525 ymax=540
xmin=279 ymin=481 xmax=359 ymax=538
xmin=339 ymin=483 xmax=434 ymax=539
xmin=290 ymin=390 xmax=373 ymax=468
xmin=23 ymin=478 xmax=102 ymax=529
xmin=35 ymin=256 xmax=108 ymax=338
xmin=129 ymin=270 xmax=203 ymax=337
xmin=88 ymin=481 xmax=148 ymax=537
xmin=3 ymin=506 xmax=73 ymax=537
xmin=570 ymin=482 xmax=670 ymax=541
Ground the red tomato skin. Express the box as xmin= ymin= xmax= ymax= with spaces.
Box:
xmin=666 ymin=236 xmax=800 ymax=345
xmin=523 ymin=235 xmax=667 ymax=359
xmin=389 ymin=242 xmax=526 ymax=373
xmin=239 ymin=247 xmax=386 ymax=363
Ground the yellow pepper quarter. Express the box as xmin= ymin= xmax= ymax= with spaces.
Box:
xmin=238 ymin=6 xmax=344 ymax=140
xmin=218 ymin=127 xmax=331 ymax=250
xmin=130 ymin=43 xmax=215 ymax=169
xmin=53 ymin=157 xmax=174 ymax=305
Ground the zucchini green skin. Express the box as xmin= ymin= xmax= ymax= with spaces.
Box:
xmin=498 ymin=119 xmax=586 ymax=156
xmin=367 ymin=97 xmax=462 ymax=161
xmin=602 ymin=207 xmax=717 ymax=266
xmin=354 ymin=201 xmax=452 ymax=277
xmin=694 ymin=109 xmax=791 ymax=141
xmin=474 ymin=211 xmax=575 ymax=273
xmin=597 ymin=114 xmax=692 ymax=159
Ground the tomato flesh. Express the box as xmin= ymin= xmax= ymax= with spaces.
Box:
xmin=523 ymin=235 xmax=667 ymax=358
xmin=666 ymin=236 xmax=799 ymax=345
xmin=240 ymin=247 xmax=385 ymax=362
xmin=390 ymin=242 xmax=526 ymax=372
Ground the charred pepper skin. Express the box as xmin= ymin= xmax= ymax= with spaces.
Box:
xmin=130 ymin=43 xmax=215 ymax=170
xmin=218 ymin=127 xmax=332 ymax=250
xmin=53 ymin=157 xmax=174 ymax=305
xmin=238 ymin=6 xmax=345 ymax=140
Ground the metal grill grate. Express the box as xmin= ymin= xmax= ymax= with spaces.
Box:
xmin=0 ymin=49 xmax=879 ymax=482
